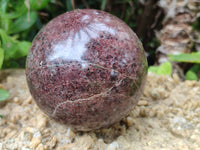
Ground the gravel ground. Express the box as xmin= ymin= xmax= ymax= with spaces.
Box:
xmin=0 ymin=69 xmax=200 ymax=150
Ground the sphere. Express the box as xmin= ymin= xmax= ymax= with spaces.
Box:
xmin=26 ymin=9 xmax=147 ymax=131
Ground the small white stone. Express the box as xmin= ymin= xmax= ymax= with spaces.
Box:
xmin=33 ymin=131 xmax=41 ymax=138
xmin=107 ymin=141 xmax=119 ymax=150
xmin=0 ymin=143 xmax=3 ymax=150
xmin=36 ymin=114 xmax=47 ymax=129
xmin=22 ymin=147 xmax=31 ymax=150
xmin=137 ymin=100 xmax=148 ymax=106
xmin=126 ymin=117 xmax=134 ymax=127
xmin=13 ymin=97 xmax=20 ymax=103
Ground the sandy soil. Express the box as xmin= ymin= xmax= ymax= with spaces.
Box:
xmin=0 ymin=69 xmax=200 ymax=150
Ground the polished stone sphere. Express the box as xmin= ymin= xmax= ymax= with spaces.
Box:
xmin=26 ymin=9 xmax=147 ymax=131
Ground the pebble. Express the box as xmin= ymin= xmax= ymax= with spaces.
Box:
xmin=126 ymin=117 xmax=135 ymax=127
xmin=185 ymin=80 xmax=196 ymax=87
xmin=36 ymin=114 xmax=47 ymax=129
xmin=66 ymin=128 xmax=76 ymax=138
xmin=137 ymin=100 xmax=148 ymax=106
xmin=48 ymin=136 xmax=57 ymax=149
xmin=36 ymin=144 xmax=47 ymax=150
xmin=107 ymin=141 xmax=119 ymax=150
xmin=13 ymin=97 xmax=20 ymax=103
xmin=26 ymin=127 xmax=38 ymax=133
xmin=33 ymin=131 xmax=42 ymax=138
xmin=23 ymin=131 xmax=33 ymax=141
xmin=76 ymin=135 xmax=94 ymax=149
xmin=22 ymin=96 xmax=33 ymax=106
xmin=30 ymin=137 xmax=41 ymax=149
xmin=0 ymin=143 xmax=2 ymax=150
xmin=10 ymin=114 xmax=21 ymax=124
xmin=95 ymin=139 xmax=107 ymax=150
xmin=172 ymin=74 xmax=180 ymax=84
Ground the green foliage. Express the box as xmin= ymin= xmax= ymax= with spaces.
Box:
xmin=0 ymin=88 xmax=10 ymax=102
xmin=186 ymin=70 xmax=198 ymax=81
xmin=30 ymin=0 xmax=50 ymax=10
xmin=66 ymin=0 xmax=74 ymax=11
xmin=185 ymin=64 xmax=200 ymax=81
xmin=8 ymin=11 xmax=38 ymax=34
xmin=148 ymin=62 xmax=172 ymax=76
xmin=192 ymin=18 xmax=200 ymax=32
xmin=169 ymin=52 xmax=200 ymax=63
xmin=0 ymin=29 xmax=31 ymax=68
xmin=101 ymin=0 xmax=107 ymax=10
xmin=169 ymin=52 xmax=200 ymax=80
xmin=0 ymin=48 xmax=4 ymax=69
xmin=0 ymin=0 xmax=50 ymax=69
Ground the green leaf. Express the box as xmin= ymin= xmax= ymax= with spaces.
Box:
xmin=157 ymin=62 xmax=172 ymax=75
xmin=2 ymin=42 xmax=18 ymax=61
xmin=185 ymin=64 xmax=200 ymax=81
xmin=101 ymin=0 xmax=107 ymax=10
xmin=0 ymin=0 xmax=27 ymax=32
xmin=0 ymin=48 xmax=4 ymax=69
xmin=66 ymin=0 xmax=73 ymax=11
xmin=192 ymin=18 xmax=200 ymax=32
xmin=8 ymin=11 xmax=38 ymax=34
xmin=0 ymin=29 xmax=30 ymax=61
xmin=16 ymin=41 xmax=31 ymax=58
xmin=0 ymin=0 xmax=9 ymax=13
xmin=0 ymin=29 xmax=18 ymax=60
xmin=189 ymin=64 xmax=200 ymax=73
xmin=0 ymin=88 xmax=10 ymax=102
xmin=169 ymin=52 xmax=200 ymax=63
xmin=148 ymin=62 xmax=172 ymax=76
xmin=185 ymin=70 xmax=198 ymax=81
xmin=3 ymin=40 xmax=30 ymax=60
xmin=30 ymin=0 xmax=50 ymax=10
xmin=0 ymin=6 xmax=27 ymax=19
xmin=0 ymin=115 xmax=3 ymax=118
xmin=148 ymin=66 xmax=159 ymax=73
xmin=0 ymin=29 xmax=9 ymax=44
xmin=0 ymin=17 xmax=11 ymax=31
xmin=2 ymin=60 xmax=20 ymax=68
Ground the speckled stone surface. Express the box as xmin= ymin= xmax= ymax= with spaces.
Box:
xmin=26 ymin=9 xmax=147 ymax=131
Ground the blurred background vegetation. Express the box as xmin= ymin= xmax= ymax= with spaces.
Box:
xmin=0 ymin=0 xmax=200 ymax=80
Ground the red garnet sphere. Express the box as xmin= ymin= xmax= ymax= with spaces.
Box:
xmin=26 ymin=9 xmax=148 ymax=131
